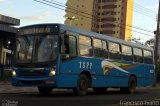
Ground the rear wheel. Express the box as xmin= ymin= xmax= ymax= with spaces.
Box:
xmin=93 ymin=87 xmax=107 ymax=94
xmin=120 ymin=76 xmax=136 ymax=93
xmin=38 ymin=87 xmax=52 ymax=95
xmin=73 ymin=74 xmax=89 ymax=96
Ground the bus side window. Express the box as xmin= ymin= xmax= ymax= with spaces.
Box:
xmin=122 ymin=45 xmax=133 ymax=61
xmin=133 ymin=48 xmax=143 ymax=63
xmin=144 ymin=50 xmax=153 ymax=64
xmin=93 ymin=38 xmax=103 ymax=57
xmin=93 ymin=39 xmax=108 ymax=58
xmin=61 ymin=34 xmax=77 ymax=60
xmin=79 ymin=35 xmax=93 ymax=57
xmin=108 ymin=42 xmax=121 ymax=60
xmin=69 ymin=36 xmax=77 ymax=58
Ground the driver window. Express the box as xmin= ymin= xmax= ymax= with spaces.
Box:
xmin=61 ymin=34 xmax=77 ymax=60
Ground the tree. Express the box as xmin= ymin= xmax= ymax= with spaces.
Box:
xmin=145 ymin=38 xmax=154 ymax=48
xmin=131 ymin=37 xmax=144 ymax=45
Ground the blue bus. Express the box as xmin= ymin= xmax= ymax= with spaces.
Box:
xmin=12 ymin=23 xmax=155 ymax=95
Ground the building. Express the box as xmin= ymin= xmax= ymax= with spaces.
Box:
xmin=65 ymin=0 xmax=94 ymax=31
xmin=65 ymin=0 xmax=134 ymax=41
xmin=0 ymin=14 xmax=20 ymax=66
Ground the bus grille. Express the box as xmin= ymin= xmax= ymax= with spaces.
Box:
xmin=19 ymin=69 xmax=45 ymax=76
xmin=20 ymin=80 xmax=43 ymax=85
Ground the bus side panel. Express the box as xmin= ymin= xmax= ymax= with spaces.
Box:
xmin=58 ymin=57 xmax=106 ymax=88
xmin=102 ymin=60 xmax=131 ymax=87
xmin=57 ymin=74 xmax=78 ymax=87
xmin=107 ymin=76 xmax=128 ymax=87
xmin=137 ymin=77 xmax=155 ymax=87
xmin=57 ymin=58 xmax=80 ymax=88
xmin=144 ymin=64 xmax=155 ymax=86
xmin=137 ymin=64 xmax=155 ymax=87
xmin=92 ymin=75 xmax=106 ymax=87
xmin=137 ymin=78 xmax=145 ymax=87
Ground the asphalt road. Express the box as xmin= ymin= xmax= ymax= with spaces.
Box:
xmin=0 ymin=88 xmax=160 ymax=106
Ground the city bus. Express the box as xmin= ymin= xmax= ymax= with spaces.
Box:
xmin=11 ymin=23 xmax=155 ymax=96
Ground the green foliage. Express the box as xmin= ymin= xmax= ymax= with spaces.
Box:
xmin=1 ymin=70 xmax=12 ymax=81
xmin=156 ymin=62 xmax=160 ymax=72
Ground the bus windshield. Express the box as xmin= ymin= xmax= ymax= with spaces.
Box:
xmin=15 ymin=35 xmax=58 ymax=65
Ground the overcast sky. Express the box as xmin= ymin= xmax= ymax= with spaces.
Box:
xmin=0 ymin=0 xmax=159 ymax=42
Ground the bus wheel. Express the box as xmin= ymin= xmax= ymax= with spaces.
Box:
xmin=73 ymin=74 xmax=89 ymax=96
xmin=121 ymin=76 xmax=136 ymax=94
xmin=38 ymin=87 xmax=52 ymax=95
xmin=93 ymin=87 xmax=107 ymax=94
xmin=128 ymin=77 xmax=136 ymax=93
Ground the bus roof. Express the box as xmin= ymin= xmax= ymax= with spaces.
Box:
xmin=19 ymin=23 xmax=153 ymax=51
xmin=59 ymin=24 xmax=153 ymax=51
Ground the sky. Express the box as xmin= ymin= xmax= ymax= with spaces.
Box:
xmin=0 ymin=0 xmax=159 ymax=43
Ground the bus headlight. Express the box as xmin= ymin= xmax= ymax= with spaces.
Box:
xmin=49 ymin=69 xmax=56 ymax=76
xmin=12 ymin=70 xmax=16 ymax=77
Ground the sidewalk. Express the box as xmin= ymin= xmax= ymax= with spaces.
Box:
xmin=0 ymin=81 xmax=71 ymax=94
xmin=0 ymin=81 xmax=37 ymax=93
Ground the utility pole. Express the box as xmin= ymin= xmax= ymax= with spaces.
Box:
xmin=155 ymin=0 xmax=160 ymax=64
xmin=154 ymin=0 xmax=160 ymax=84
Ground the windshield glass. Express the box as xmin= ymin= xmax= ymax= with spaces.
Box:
xmin=34 ymin=35 xmax=58 ymax=62
xmin=16 ymin=35 xmax=58 ymax=64
xmin=16 ymin=36 xmax=34 ymax=62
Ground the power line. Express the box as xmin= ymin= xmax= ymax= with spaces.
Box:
xmin=134 ymin=1 xmax=157 ymax=13
xmin=34 ymin=0 xmax=155 ymax=37
xmin=127 ymin=3 xmax=156 ymax=20
xmin=50 ymin=0 xmax=155 ymax=33
xmin=49 ymin=0 xmax=156 ymax=29
xmin=34 ymin=0 xmax=92 ymax=19
xmin=120 ymin=26 xmax=154 ymax=37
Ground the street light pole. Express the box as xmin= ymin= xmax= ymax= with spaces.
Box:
xmin=64 ymin=16 xmax=78 ymax=26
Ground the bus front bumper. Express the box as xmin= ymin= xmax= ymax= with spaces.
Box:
xmin=11 ymin=76 xmax=57 ymax=87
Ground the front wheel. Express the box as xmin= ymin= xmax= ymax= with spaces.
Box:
xmin=38 ymin=87 xmax=53 ymax=95
xmin=73 ymin=74 xmax=89 ymax=96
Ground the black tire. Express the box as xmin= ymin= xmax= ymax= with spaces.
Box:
xmin=93 ymin=87 xmax=107 ymax=94
xmin=38 ymin=87 xmax=52 ymax=95
xmin=120 ymin=76 xmax=136 ymax=94
xmin=73 ymin=74 xmax=89 ymax=96
xmin=120 ymin=87 xmax=128 ymax=93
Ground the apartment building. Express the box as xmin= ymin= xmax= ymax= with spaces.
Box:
xmin=65 ymin=0 xmax=134 ymax=41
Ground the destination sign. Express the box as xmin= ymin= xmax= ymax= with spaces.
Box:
xmin=18 ymin=24 xmax=59 ymax=35
xmin=18 ymin=27 xmax=51 ymax=35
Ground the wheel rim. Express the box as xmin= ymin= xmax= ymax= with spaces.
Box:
xmin=80 ymin=79 xmax=88 ymax=91
xmin=130 ymin=80 xmax=136 ymax=93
